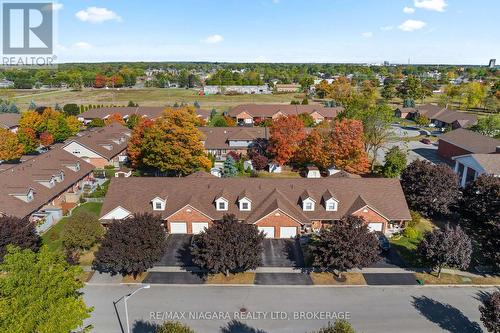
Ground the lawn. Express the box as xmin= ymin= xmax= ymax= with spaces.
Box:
xmin=41 ymin=202 xmax=103 ymax=253
xmin=415 ymin=272 xmax=500 ymax=285
xmin=206 ymin=272 xmax=256 ymax=284
xmin=389 ymin=217 xmax=435 ymax=268
xmin=310 ymin=272 xmax=366 ymax=285
xmin=1 ymin=88 xmax=303 ymax=111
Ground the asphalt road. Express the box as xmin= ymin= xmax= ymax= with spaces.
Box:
xmin=83 ymin=285 xmax=493 ymax=333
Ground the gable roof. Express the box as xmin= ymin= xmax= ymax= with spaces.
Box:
xmin=439 ymin=129 xmax=500 ymax=154
xmin=228 ymin=104 xmax=343 ymax=119
xmin=413 ymin=104 xmax=477 ymax=127
xmin=199 ymin=127 xmax=269 ymax=149
xmin=79 ymin=106 xmax=210 ymax=121
xmin=100 ymin=177 xmax=412 ymax=222
xmin=64 ymin=124 xmax=131 ymax=160
xmin=0 ymin=113 xmax=21 ymax=129
xmin=453 ymin=154 xmax=500 ymax=175
xmin=0 ymin=148 xmax=94 ymax=219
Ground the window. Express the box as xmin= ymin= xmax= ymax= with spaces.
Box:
xmin=240 ymin=202 xmax=250 ymax=211
xmin=152 ymin=198 xmax=165 ymax=211
xmin=218 ymin=202 xmax=226 ymax=210
xmin=305 ymin=202 xmax=313 ymax=210
xmin=155 ymin=202 xmax=162 ymax=210
xmin=326 ymin=200 xmax=337 ymax=212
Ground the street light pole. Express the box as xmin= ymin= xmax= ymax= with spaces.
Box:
xmin=124 ymin=284 xmax=151 ymax=333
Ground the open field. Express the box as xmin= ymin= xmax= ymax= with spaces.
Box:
xmin=0 ymin=88 xmax=305 ymax=111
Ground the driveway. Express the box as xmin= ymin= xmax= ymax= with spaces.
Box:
xmin=369 ymin=248 xmax=406 ymax=268
xmin=156 ymin=234 xmax=193 ymax=267
xmin=261 ymin=239 xmax=305 ymax=267
xmin=376 ymin=140 xmax=447 ymax=166
xmin=143 ymin=272 xmax=203 ymax=284
xmin=363 ymin=273 xmax=418 ymax=285
xmin=255 ymin=273 xmax=313 ymax=285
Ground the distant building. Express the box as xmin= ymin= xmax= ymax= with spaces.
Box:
xmin=488 ymin=59 xmax=496 ymax=68
xmin=275 ymin=83 xmax=301 ymax=93
xmin=0 ymin=79 xmax=14 ymax=88
xmin=203 ymin=85 xmax=271 ymax=95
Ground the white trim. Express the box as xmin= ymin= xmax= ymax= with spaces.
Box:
xmin=164 ymin=204 xmax=214 ymax=221
xmin=351 ymin=205 xmax=390 ymax=221
xmin=252 ymin=208 xmax=304 ymax=226
xmin=100 ymin=206 xmax=132 ymax=220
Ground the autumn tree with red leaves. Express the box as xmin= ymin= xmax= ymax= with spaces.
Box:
xmin=127 ymin=118 xmax=154 ymax=169
xmin=104 ymin=113 xmax=125 ymax=126
xmin=296 ymin=128 xmax=330 ymax=169
xmin=329 ymin=119 xmax=369 ymax=174
xmin=268 ymin=115 xmax=306 ymax=166
xmin=94 ymin=74 xmax=106 ymax=88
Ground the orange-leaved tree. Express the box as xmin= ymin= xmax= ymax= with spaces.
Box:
xmin=296 ymin=128 xmax=330 ymax=170
xmin=104 ymin=113 xmax=125 ymax=126
xmin=329 ymin=119 xmax=369 ymax=174
xmin=268 ymin=115 xmax=306 ymax=166
xmin=0 ymin=128 xmax=24 ymax=161
xmin=127 ymin=118 xmax=154 ymax=169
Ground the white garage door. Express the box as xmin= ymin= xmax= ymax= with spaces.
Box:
xmin=368 ymin=223 xmax=383 ymax=232
xmin=170 ymin=222 xmax=187 ymax=234
xmin=192 ymin=222 xmax=209 ymax=234
xmin=258 ymin=227 xmax=275 ymax=238
xmin=280 ymin=227 xmax=297 ymax=238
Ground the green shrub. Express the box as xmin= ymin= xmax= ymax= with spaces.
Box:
xmin=61 ymin=211 xmax=105 ymax=251
xmin=408 ymin=210 xmax=422 ymax=228
xmin=156 ymin=321 xmax=195 ymax=333
xmin=316 ymin=319 xmax=356 ymax=333
xmin=403 ymin=227 xmax=419 ymax=240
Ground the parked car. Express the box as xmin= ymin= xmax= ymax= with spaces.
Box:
xmin=375 ymin=232 xmax=390 ymax=252
xmin=420 ymin=138 xmax=432 ymax=145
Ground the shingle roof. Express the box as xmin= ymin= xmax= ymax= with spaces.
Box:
xmin=0 ymin=113 xmax=21 ymax=129
xmin=199 ymin=127 xmax=269 ymax=150
xmin=454 ymin=154 xmax=500 ymax=175
xmin=413 ymin=104 xmax=477 ymax=127
xmin=228 ymin=104 xmax=343 ymax=118
xmin=0 ymin=149 xmax=94 ymax=218
xmin=439 ymin=128 xmax=500 ymax=154
xmin=79 ymin=106 xmax=210 ymax=120
xmin=64 ymin=124 xmax=131 ymax=160
xmin=100 ymin=177 xmax=412 ymax=222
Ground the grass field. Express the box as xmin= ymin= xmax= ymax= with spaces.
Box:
xmin=41 ymin=202 xmax=103 ymax=253
xmin=1 ymin=88 xmax=305 ymax=111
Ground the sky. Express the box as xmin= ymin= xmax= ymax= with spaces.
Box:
xmin=51 ymin=0 xmax=499 ymax=65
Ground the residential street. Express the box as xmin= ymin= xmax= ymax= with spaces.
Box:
xmin=83 ymin=285 xmax=492 ymax=333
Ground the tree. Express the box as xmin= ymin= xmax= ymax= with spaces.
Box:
xmin=0 ymin=216 xmax=39 ymax=261
xmin=93 ymin=213 xmax=166 ymax=277
xmin=268 ymin=115 xmax=306 ymax=165
xmin=298 ymin=112 xmax=315 ymax=127
xmin=223 ymin=156 xmax=238 ymax=177
xmin=251 ymin=153 xmax=268 ymax=171
xmin=19 ymin=110 xmax=44 ymax=133
xmin=63 ymin=103 xmax=80 ymax=116
xmin=315 ymin=320 xmax=356 ymax=333
xmin=104 ymin=113 xmax=125 ymax=125
xmin=296 ymin=128 xmax=330 ymax=169
xmin=210 ymin=115 xmax=228 ymax=127
xmin=415 ymin=115 xmax=430 ymax=126
xmin=39 ymin=131 xmax=54 ymax=146
xmin=400 ymin=160 xmax=459 ymax=217
xmin=470 ymin=114 xmax=500 ymax=138
xmin=461 ymin=175 xmax=500 ymax=224
xmin=329 ymin=119 xmax=370 ymax=174
xmin=17 ymin=127 xmax=39 ymax=154
xmin=330 ymin=77 xmax=354 ymax=106
xmin=397 ymin=76 xmax=424 ymax=101
xmin=156 ymin=321 xmax=195 ymax=333
xmin=315 ymin=80 xmax=333 ymax=99
xmin=126 ymin=114 xmax=141 ymax=129
xmin=310 ymin=216 xmax=379 ymax=279
xmin=94 ymin=73 xmax=106 ymax=88
xmin=89 ymin=118 xmax=105 ymax=127
xmin=0 ymin=128 xmax=24 ymax=161
xmin=191 ymin=214 xmax=264 ymax=276
xmin=382 ymin=146 xmax=407 ymax=178
xmin=127 ymin=118 xmax=154 ymax=169
xmin=0 ymin=246 xmax=92 ymax=333
xmin=417 ymin=224 xmax=472 ymax=278
xmin=131 ymin=108 xmax=211 ymax=176
xmin=460 ymin=82 xmax=487 ymax=110
xmin=479 ymin=291 xmax=500 ymax=333
xmin=61 ymin=211 xmax=105 ymax=252
xmin=381 ymin=80 xmax=397 ymax=100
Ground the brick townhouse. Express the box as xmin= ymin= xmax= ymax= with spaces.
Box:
xmin=228 ymin=104 xmax=344 ymax=126
xmin=395 ymin=104 xmax=477 ymax=129
xmin=199 ymin=127 xmax=269 ymax=159
xmin=437 ymin=128 xmax=500 ymax=163
xmin=99 ymin=177 xmax=411 ymax=238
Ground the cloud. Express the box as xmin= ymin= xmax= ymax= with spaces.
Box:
xmin=380 ymin=26 xmax=394 ymax=31
xmin=414 ymin=0 xmax=447 ymax=12
xmin=398 ymin=19 xmax=427 ymax=31
xmin=73 ymin=42 xmax=92 ymax=50
xmin=361 ymin=32 xmax=373 ymax=38
xmin=403 ymin=6 xmax=415 ymax=14
xmin=203 ymin=34 xmax=224 ymax=44
xmin=75 ymin=7 xmax=122 ymax=23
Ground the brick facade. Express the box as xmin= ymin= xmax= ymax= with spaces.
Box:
xmin=254 ymin=209 xmax=302 ymax=238
xmin=166 ymin=205 xmax=213 ymax=234
xmin=437 ymin=139 xmax=472 ymax=163
xmin=352 ymin=206 xmax=388 ymax=232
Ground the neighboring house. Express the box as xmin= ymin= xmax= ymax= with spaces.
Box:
xmin=401 ymin=104 xmax=477 ymax=129
xmin=99 ymin=177 xmax=411 ymax=237
xmin=306 ymin=166 xmax=321 ymax=178
xmin=0 ymin=148 xmax=95 ymax=232
xmin=203 ymin=85 xmax=271 ymax=95
xmin=275 ymin=84 xmax=301 ymax=93
xmin=228 ymin=104 xmax=343 ymax=126
xmin=0 ymin=113 xmax=21 ymax=132
xmin=63 ymin=124 xmax=131 ymax=168
xmin=452 ymin=154 xmax=500 ymax=187
xmin=78 ymin=106 xmax=210 ymax=124
xmin=437 ymin=128 xmax=500 ymax=163
xmin=0 ymin=79 xmax=14 ymax=88
xmin=199 ymin=127 xmax=269 ymax=160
